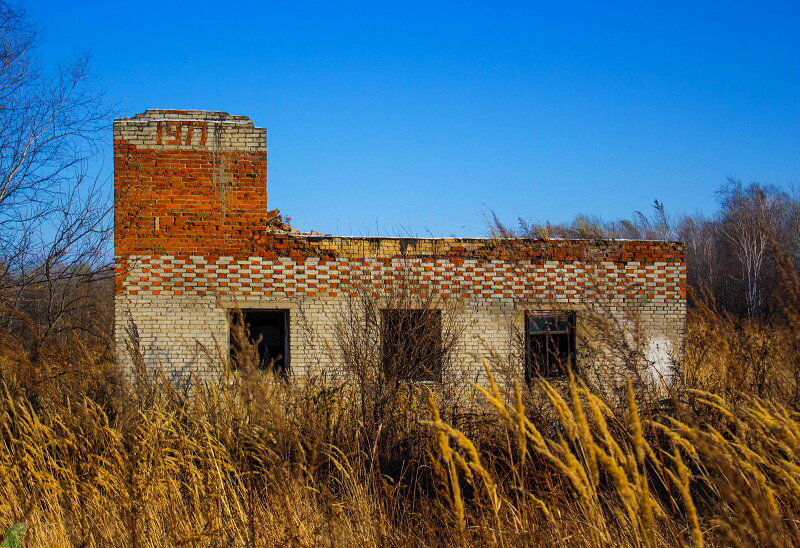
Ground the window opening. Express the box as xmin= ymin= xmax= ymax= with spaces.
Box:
xmin=231 ymin=309 xmax=290 ymax=377
xmin=381 ymin=309 xmax=443 ymax=382
xmin=525 ymin=312 xmax=575 ymax=381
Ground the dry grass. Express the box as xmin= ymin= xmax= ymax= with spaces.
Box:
xmin=2 ymin=303 xmax=800 ymax=546
xmin=426 ymin=361 xmax=800 ymax=546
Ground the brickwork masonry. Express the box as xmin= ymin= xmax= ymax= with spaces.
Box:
xmin=113 ymin=110 xmax=687 ymax=390
xmin=115 ymin=253 xmax=686 ymax=386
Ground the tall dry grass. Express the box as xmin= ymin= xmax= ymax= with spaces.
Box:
xmin=3 ymin=282 xmax=800 ymax=545
xmin=2 ymin=310 xmax=800 ymax=547
xmin=425 ymin=362 xmax=800 ymax=546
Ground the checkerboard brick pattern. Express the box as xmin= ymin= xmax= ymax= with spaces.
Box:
xmin=114 ymin=110 xmax=686 ymax=383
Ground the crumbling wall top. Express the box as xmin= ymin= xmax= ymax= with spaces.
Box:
xmin=117 ymin=109 xmax=255 ymax=124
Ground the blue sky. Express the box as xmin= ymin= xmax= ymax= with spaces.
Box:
xmin=28 ymin=1 xmax=800 ymax=236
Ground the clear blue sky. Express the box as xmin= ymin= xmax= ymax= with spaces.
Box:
xmin=28 ymin=0 xmax=800 ymax=236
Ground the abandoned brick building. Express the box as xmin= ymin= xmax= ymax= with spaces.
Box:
xmin=114 ymin=110 xmax=686 ymax=388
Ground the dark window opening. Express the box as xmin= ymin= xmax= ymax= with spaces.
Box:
xmin=230 ymin=309 xmax=290 ymax=377
xmin=525 ymin=312 xmax=576 ymax=382
xmin=381 ymin=309 xmax=443 ymax=382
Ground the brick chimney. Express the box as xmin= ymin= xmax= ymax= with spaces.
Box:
xmin=114 ymin=110 xmax=268 ymax=257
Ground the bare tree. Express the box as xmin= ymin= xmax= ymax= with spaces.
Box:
xmin=677 ymin=215 xmax=719 ymax=299
xmin=0 ymin=1 xmax=112 ymax=351
xmin=716 ymin=180 xmax=783 ymax=317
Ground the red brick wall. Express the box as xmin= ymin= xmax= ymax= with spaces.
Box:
xmin=114 ymin=110 xmax=268 ymax=257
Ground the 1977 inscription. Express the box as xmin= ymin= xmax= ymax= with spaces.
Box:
xmin=156 ymin=121 xmax=208 ymax=146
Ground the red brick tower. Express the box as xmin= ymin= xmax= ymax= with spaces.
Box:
xmin=114 ymin=110 xmax=268 ymax=258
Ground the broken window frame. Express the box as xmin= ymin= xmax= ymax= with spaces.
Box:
xmin=229 ymin=309 xmax=291 ymax=378
xmin=381 ymin=308 xmax=443 ymax=383
xmin=524 ymin=311 xmax=576 ymax=382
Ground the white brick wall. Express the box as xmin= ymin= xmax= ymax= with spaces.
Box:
xmin=115 ymin=254 xmax=686 ymax=390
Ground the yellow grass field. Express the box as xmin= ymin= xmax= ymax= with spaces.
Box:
xmin=2 ymin=297 xmax=800 ymax=547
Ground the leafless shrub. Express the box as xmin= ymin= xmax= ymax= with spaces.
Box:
xmin=323 ymin=264 xmax=472 ymax=481
xmin=0 ymin=0 xmax=113 ymax=365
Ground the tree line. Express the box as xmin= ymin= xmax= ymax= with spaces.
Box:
xmin=490 ymin=181 xmax=800 ymax=318
xmin=2 ymin=0 xmax=799 ymax=364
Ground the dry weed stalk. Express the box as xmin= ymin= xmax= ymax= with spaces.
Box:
xmin=422 ymin=359 xmax=800 ymax=546
xmin=3 ymin=302 xmax=800 ymax=545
